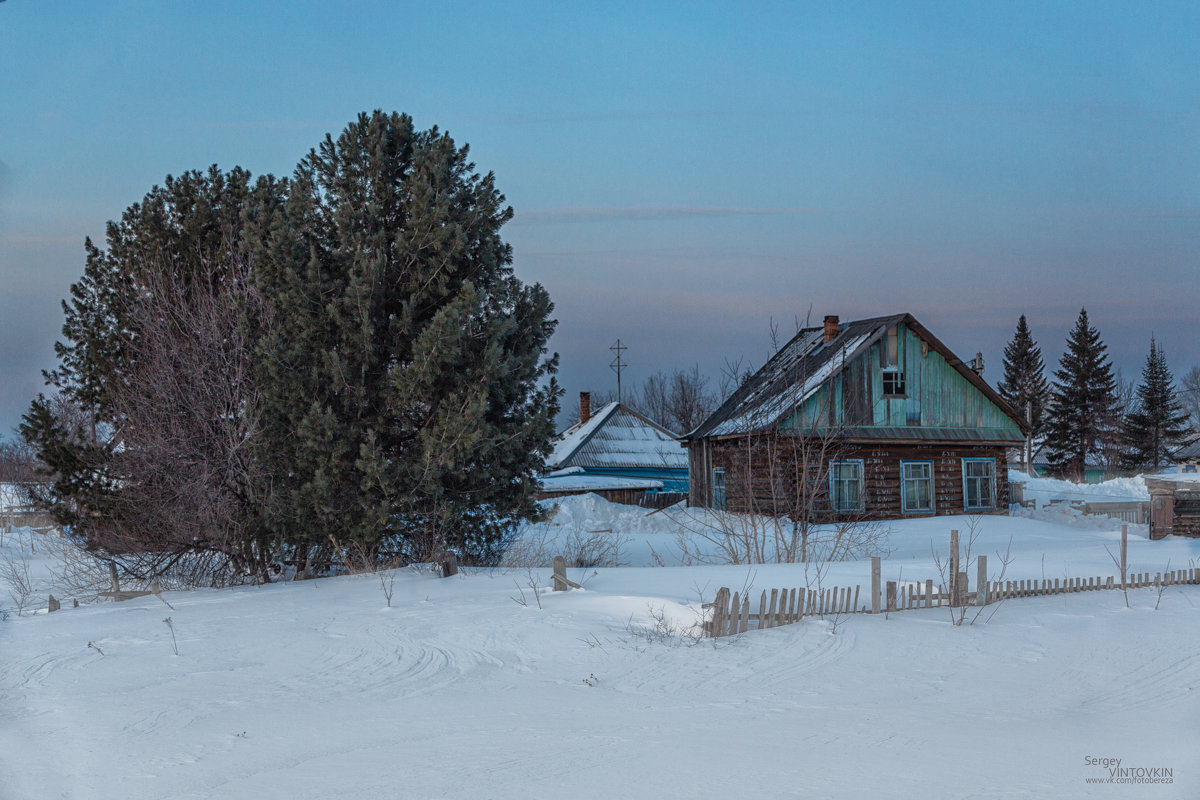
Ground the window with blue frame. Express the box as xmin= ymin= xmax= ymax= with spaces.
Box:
xmin=829 ymin=460 xmax=864 ymax=512
xmin=962 ymin=458 xmax=996 ymax=510
xmin=901 ymin=461 xmax=934 ymax=513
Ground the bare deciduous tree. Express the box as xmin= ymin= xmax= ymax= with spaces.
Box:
xmin=0 ymin=436 xmax=40 ymax=486
xmin=97 ymin=256 xmax=273 ymax=583
xmin=570 ymin=365 xmax=717 ymax=434
xmin=638 ymin=365 xmax=717 ymax=435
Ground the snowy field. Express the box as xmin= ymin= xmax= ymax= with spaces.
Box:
xmin=2 ymin=476 xmax=1198 ymax=799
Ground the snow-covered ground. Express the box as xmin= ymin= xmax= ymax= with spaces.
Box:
xmin=2 ymin=476 xmax=1197 ymax=798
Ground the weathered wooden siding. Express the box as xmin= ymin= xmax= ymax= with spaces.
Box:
xmin=687 ymin=439 xmax=713 ymax=507
xmin=1174 ymin=490 xmax=1200 ymax=537
xmin=537 ymin=487 xmax=651 ymax=506
xmin=786 ymin=322 xmax=1022 ymax=436
xmin=696 ymin=435 xmax=1010 ymax=518
xmin=1146 ymin=480 xmax=1200 ymax=539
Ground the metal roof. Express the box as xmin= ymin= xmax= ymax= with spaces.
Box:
xmin=1174 ymin=439 xmax=1200 ymax=461
xmin=547 ymin=403 xmax=687 ymax=471
xmin=841 ymin=426 xmax=1024 ymax=444
xmin=686 ymin=312 xmax=1024 ymax=441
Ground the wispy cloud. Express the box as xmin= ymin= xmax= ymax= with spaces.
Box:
xmin=0 ymin=233 xmax=80 ymax=245
xmin=512 ymin=205 xmax=845 ymax=225
xmin=477 ymin=109 xmax=764 ymax=126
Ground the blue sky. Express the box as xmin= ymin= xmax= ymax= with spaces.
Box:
xmin=2 ymin=1 xmax=1198 ymax=433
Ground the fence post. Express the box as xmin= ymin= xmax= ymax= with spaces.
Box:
xmin=976 ymin=555 xmax=988 ymax=606
xmin=949 ymin=530 xmax=960 ymax=608
xmin=1120 ymin=524 xmax=1128 ymax=590
xmin=709 ymin=588 xmax=729 ymax=636
xmin=871 ymin=556 xmax=882 ymax=614
xmin=886 ymin=581 xmax=897 ymax=613
xmin=552 ymin=556 xmax=568 ymax=591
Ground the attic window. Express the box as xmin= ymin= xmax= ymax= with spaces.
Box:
xmin=881 ymin=325 xmax=905 ymax=397
xmin=882 ymin=369 xmax=905 ymax=397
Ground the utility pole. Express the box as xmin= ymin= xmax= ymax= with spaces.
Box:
xmin=610 ymin=339 xmax=628 ymax=404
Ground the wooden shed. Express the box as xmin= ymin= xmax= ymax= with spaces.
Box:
xmin=683 ymin=313 xmax=1026 ymax=520
xmin=1144 ymin=476 xmax=1200 ymax=539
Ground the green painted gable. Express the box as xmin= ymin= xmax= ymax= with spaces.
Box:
xmin=784 ymin=322 xmax=1023 ymax=441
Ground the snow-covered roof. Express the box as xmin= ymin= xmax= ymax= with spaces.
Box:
xmin=0 ymin=482 xmax=33 ymax=511
xmin=1174 ymin=439 xmax=1200 ymax=461
xmin=1030 ymin=445 xmax=1107 ymax=469
xmin=546 ymin=403 xmax=687 ymax=471
xmin=707 ymin=332 xmax=872 ymax=436
xmin=688 ymin=313 xmax=1022 ymax=440
xmin=1143 ymin=471 xmax=1200 ymax=486
xmin=538 ymin=474 xmax=664 ymax=492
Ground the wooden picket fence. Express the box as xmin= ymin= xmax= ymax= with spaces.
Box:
xmin=706 ymin=584 xmax=861 ymax=637
xmin=705 ymin=567 xmax=1200 ymax=638
xmin=703 ymin=526 xmax=1200 ymax=638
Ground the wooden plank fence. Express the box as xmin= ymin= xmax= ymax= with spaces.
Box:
xmin=1080 ymin=501 xmax=1150 ymax=525
xmin=704 ymin=526 xmax=1200 ymax=638
xmin=1009 ymin=484 xmax=1149 ymax=524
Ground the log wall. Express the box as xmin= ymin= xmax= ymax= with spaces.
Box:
xmin=1172 ymin=489 xmax=1200 ymax=538
xmin=537 ymin=487 xmax=649 ymax=506
xmin=694 ymin=434 xmax=1010 ymax=519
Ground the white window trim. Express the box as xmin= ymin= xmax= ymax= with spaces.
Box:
xmin=711 ymin=467 xmax=727 ymax=511
xmin=900 ymin=460 xmax=935 ymax=514
xmin=829 ymin=459 xmax=865 ymax=512
xmin=962 ymin=458 xmax=996 ymax=511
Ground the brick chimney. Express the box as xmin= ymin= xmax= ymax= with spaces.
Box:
xmin=823 ymin=315 xmax=840 ymax=344
xmin=580 ymin=391 xmax=591 ymax=424
xmin=971 ymin=352 xmax=985 ymax=376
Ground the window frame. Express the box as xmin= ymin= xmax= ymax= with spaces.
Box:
xmin=882 ymin=368 xmax=906 ymax=397
xmin=711 ymin=466 xmax=727 ymax=511
xmin=829 ymin=459 xmax=865 ymax=513
xmin=900 ymin=460 xmax=935 ymax=514
xmin=961 ymin=457 xmax=996 ymax=511
xmin=881 ymin=325 xmax=906 ymax=397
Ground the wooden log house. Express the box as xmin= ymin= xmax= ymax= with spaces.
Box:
xmin=683 ymin=313 xmax=1027 ymax=520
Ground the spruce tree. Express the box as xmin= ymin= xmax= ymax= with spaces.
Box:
xmin=996 ymin=314 xmax=1049 ymax=473
xmin=1044 ymin=308 xmax=1118 ymax=481
xmin=1122 ymin=338 xmax=1194 ymax=470
xmin=250 ymin=111 xmax=560 ymax=565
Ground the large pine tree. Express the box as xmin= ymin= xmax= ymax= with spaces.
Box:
xmin=25 ymin=112 xmax=559 ymax=578
xmin=1122 ymin=338 xmax=1193 ymax=470
xmin=250 ymin=111 xmax=560 ymax=566
xmin=996 ymin=314 xmax=1049 ymax=473
xmin=1044 ymin=308 xmax=1119 ymax=481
